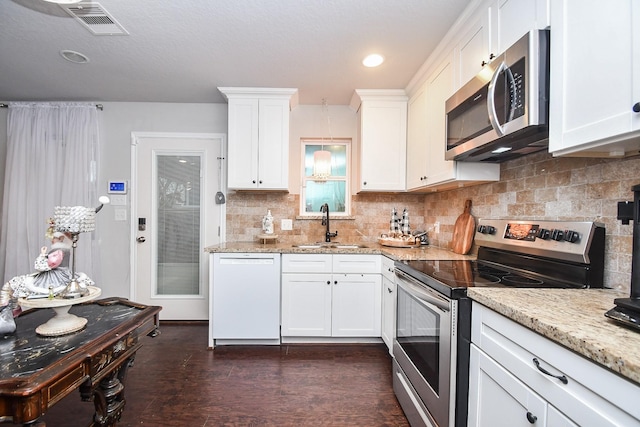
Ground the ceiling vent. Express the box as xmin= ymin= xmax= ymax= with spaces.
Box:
xmin=61 ymin=2 xmax=129 ymax=35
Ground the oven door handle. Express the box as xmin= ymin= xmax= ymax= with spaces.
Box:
xmin=395 ymin=270 xmax=450 ymax=312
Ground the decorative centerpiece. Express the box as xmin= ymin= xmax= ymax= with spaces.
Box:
xmin=53 ymin=205 xmax=96 ymax=298
xmin=1 ymin=197 xmax=109 ymax=336
xmin=18 ymin=286 xmax=102 ymax=336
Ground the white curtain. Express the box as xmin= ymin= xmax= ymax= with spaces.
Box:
xmin=0 ymin=102 xmax=101 ymax=284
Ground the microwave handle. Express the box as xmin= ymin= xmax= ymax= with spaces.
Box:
xmin=487 ymin=61 xmax=507 ymax=136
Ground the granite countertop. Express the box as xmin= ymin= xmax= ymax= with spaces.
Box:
xmin=203 ymin=241 xmax=476 ymax=261
xmin=468 ymin=287 xmax=640 ymax=385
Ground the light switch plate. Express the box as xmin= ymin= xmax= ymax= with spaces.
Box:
xmin=115 ymin=208 xmax=127 ymax=221
xmin=281 ymin=219 xmax=293 ymax=231
xmin=110 ymin=195 xmax=127 ymax=206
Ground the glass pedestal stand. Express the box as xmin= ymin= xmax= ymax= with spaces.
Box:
xmin=19 ymin=286 xmax=102 ymax=336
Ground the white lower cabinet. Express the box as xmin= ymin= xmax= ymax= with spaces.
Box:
xmin=469 ymin=302 xmax=640 ymax=426
xmin=469 ymin=345 xmax=567 ymax=427
xmin=281 ymin=254 xmax=382 ymax=338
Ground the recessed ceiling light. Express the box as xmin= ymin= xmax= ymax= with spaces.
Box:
xmin=362 ymin=54 xmax=384 ymax=68
xmin=60 ymin=50 xmax=90 ymax=64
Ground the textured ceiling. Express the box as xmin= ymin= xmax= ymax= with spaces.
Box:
xmin=0 ymin=0 xmax=471 ymax=105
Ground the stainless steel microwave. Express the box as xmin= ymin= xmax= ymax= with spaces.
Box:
xmin=445 ymin=29 xmax=550 ymax=162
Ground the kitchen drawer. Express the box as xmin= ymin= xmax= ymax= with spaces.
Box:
xmin=472 ymin=303 xmax=640 ymax=425
xmin=381 ymin=256 xmax=395 ymax=282
xmin=333 ymin=254 xmax=381 ymax=274
xmin=282 ymin=254 xmax=332 ymax=273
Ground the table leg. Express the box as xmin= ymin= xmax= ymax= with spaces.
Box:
xmin=81 ymin=355 xmax=135 ymax=427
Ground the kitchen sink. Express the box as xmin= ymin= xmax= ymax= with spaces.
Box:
xmin=291 ymin=242 xmax=330 ymax=249
xmin=291 ymin=243 xmax=368 ymax=249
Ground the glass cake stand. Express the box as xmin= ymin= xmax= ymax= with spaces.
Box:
xmin=19 ymin=286 xmax=102 ymax=336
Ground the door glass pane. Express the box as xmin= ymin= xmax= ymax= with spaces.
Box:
xmin=156 ymin=155 xmax=201 ymax=295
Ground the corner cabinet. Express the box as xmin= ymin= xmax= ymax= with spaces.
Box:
xmin=406 ymin=52 xmax=499 ymax=192
xmin=281 ymin=254 xmax=382 ymax=338
xmin=548 ymin=0 xmax=640 ymax=157
xmin=468 ymin=302 xmax=640 ymax=426
xmin=218 ymin=87 xmax=297 ymax=190
xmin=351 ymin=89 xmax=407 ymax=192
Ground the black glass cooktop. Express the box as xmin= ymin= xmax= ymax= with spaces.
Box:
xmin=395 ymin=259 xmax=584 ymax=299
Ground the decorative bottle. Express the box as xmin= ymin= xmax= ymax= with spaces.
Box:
xmin=390 ymin=208 xmax=399 ymax=235
xmin=402 ymin=208 xmax=410 ymax=235
xmin=262 ymin=210 xmax=274 ymax=234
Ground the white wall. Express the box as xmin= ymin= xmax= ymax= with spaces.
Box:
xmin=97 ymin=102 xmax=227 ymax=298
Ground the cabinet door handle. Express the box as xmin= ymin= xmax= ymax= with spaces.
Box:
xmin=387 ymin=287 xmax=393 ymax=293
xmin=526 ymin=412 xmax=537 ymax=424
xmin=326 ymin=280 xmax=331 ymax=285
xmin=334 ymin=280 xmax=338 ymax=285
xmin=532 ymin=358 xmax=568 ymax=384
xmin=252 ymin=180 xmax=257 ymax=184
xmin=633 ymin=102 xmax=640 ymax=113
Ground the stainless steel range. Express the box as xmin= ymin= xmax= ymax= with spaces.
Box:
xmin=392 ymin=219 xmax=605 ymax=427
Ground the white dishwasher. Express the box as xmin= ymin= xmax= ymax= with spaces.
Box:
xmin=210 ymin=252 xmax=281 ymax=347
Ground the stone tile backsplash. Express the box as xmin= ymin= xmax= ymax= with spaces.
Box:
xmin=225 ymin=151 xmax=640 ymax=292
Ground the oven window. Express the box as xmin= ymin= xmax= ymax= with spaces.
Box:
xmin=396 ymin=284 xmax=442 ymax=394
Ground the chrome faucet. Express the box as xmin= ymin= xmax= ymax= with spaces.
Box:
xmin=320 ymin=203 xmax=338 ymax=243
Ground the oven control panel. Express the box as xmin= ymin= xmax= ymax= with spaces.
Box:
xmin=475 ymin=219 xmax=605 ymax=264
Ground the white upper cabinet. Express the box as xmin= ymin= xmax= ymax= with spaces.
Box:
xmin=548 ymin=0 xmax=640 ymax=157
xmin=351 ymin=89 xmax=407 ymax=192
xmin=455 ymin=0 xmax=550 ymax=89
xmin=218 ymin=87 xmax=297 ymax=190
xmin=456 ymin=10 xmax=492 ymax=88
xmin=406 ymin=84 xmax=429 ymax=190
xmin=490 ymin=0 xmax=550 ymax=56
xmin=407 ymin=38 xmax=499 ymax=192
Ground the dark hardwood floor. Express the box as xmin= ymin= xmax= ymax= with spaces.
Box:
xmin=41 ymin=322 xmax=410 ymax=426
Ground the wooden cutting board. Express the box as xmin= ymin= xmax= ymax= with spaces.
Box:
xmin=451 ymin=199 xmax=475 ymax=255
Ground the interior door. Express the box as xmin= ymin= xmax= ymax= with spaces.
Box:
xmin=131 ymin=132 xmax=225 ymax=320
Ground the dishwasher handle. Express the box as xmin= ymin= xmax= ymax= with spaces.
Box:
xmin=216 ymin=253 xmax=277 ymax=265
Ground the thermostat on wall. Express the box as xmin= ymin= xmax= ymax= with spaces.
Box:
xmin=108 ymin=181 xmax=127 ymax=194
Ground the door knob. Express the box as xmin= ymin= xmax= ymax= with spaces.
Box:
xmin=136 ymin=236 xmax=146 ymax=243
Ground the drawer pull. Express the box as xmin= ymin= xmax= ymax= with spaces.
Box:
xmin=532 ymin=358 xmax=568 ymax=384
xmin=526 ymin=411 xmax=537 ymax=424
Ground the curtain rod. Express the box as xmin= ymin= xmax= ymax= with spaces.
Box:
xmin=0 ymin=103 xmax=103 ymax=110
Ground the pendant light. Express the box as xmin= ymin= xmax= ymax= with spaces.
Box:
xmin=313 ymin=147 xmax=332 ymax=179
xmin=313 ymin=99 xmax=333 ymax=180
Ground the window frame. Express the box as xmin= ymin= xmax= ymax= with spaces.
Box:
xmin=299 ymin=138 xmax=351 ymax=217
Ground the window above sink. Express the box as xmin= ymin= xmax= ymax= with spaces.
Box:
xmin=299 ymin=138 xmax=351 ymax=217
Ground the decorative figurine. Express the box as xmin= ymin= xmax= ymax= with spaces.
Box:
xmin=1 ymin=218 xmax=95 ymax=307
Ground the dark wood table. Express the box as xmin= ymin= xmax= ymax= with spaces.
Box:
xmin=0 ymin=298 xmax=161 ymax=426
